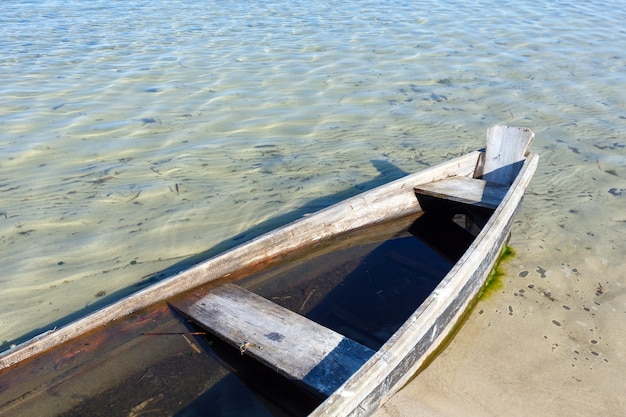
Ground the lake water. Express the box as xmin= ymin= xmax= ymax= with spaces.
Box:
xmin=1 ymin=0 xmax=625 ymax=370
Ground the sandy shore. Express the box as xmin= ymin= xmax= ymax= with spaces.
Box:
xmin=374 ymin=168 xmax=626 ymax=416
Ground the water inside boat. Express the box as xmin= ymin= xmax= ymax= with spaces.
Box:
xmin=4 ymin=207 xmax=486 ymax=417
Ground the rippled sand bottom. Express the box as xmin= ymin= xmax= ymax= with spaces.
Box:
xmin=2 ymin=1 xmax=626 ymax=414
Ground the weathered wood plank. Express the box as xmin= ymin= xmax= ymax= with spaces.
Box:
xmin=173 ymin=284 xmax=374 ymax=398
xmin=480 ymin=125 xmax=534 ymax=185
xmin=414 ymin=176 xmax=508 ymax=209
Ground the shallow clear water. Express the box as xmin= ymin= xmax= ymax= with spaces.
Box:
xmin=1 ymin=0 xmax=625 ymax=350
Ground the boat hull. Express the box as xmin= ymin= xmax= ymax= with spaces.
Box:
xmin=0 ymin=127 xmax=539 ymax=417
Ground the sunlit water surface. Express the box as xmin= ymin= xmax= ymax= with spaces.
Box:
xmin=1 ymin=0 xmax=625 ymax=352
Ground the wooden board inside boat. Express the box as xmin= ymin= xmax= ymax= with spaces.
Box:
xmin=172 ymin=284 xmax=375 ymax=398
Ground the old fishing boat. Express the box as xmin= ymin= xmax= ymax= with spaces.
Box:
xmin=0 ymin=126 xmax=538 ymax=416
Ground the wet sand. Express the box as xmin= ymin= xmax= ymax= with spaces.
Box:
xmin=374 ymin=152 xmax=626 ymax=416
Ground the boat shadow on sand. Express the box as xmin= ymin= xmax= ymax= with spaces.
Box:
xmin=3 ymin=159 xmax=421 ymax=351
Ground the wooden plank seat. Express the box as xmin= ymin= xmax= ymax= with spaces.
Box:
xmin=172 ymin=284 xmax=375 ymax=398
xmin=414 ymin=176 xmax=508 ymax=210
xmin=481 ymin=125 xmax=534 ymax=186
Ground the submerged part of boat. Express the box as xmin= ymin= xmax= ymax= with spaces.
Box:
xmin=0 ymin=126 xmax=538 ymax=417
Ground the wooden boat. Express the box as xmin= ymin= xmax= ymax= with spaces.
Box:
xmin=0 ymin=126 xmax=538 ymax=416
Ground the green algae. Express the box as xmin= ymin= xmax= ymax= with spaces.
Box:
xmin=478 ymin=245 xmax=515 ymax=300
